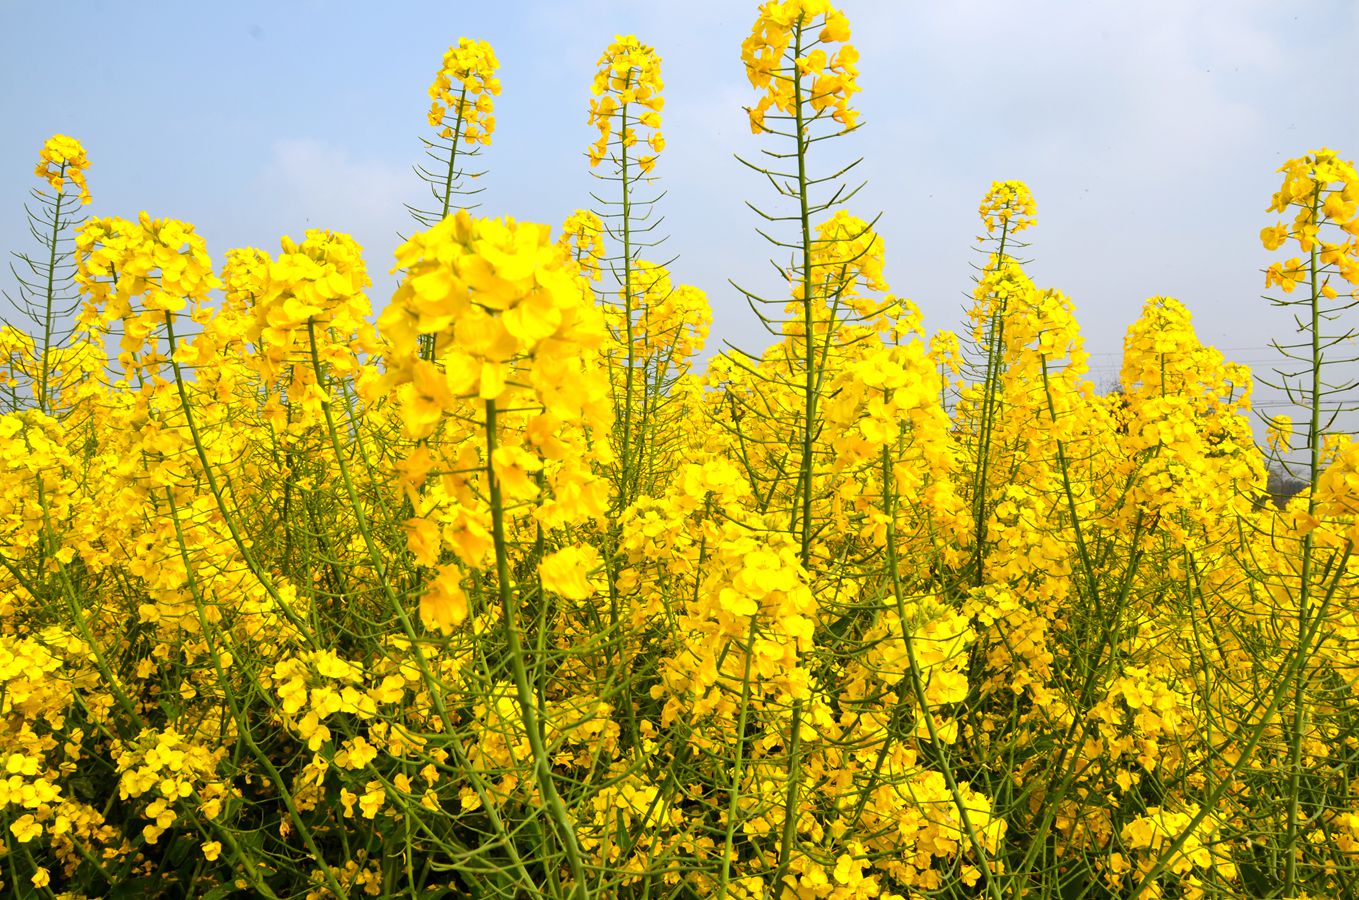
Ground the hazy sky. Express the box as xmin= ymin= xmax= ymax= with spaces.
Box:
xmin=2 ymin=0 xmax=1357 ymax=426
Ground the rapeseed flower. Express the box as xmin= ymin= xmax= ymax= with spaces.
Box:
xmin=35 ymin=134 xmax=91 ymax=204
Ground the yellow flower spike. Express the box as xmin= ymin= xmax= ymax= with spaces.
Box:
xmin=428 ymin=38 xmax=501 ymax=147
xmin=978 ymin=180 xmax=1037 ymax=235
xmin=35 ymin=134 xmax=92 ymax=204
xmin=381 ymin=209 xmax=611 ymax=438
xmin=1266 ymin=149 xmax=1359 ymax=249
xmin=72 ymin=212 xmax=222 ymax=380
xmin=743 ymin=0 xmax=859 ymax=134
xmin=588 ymin=35 xmax=664 ymax=169
xmin=806 ymin=211 xmax=889 ymax=319
xmin=558 ymin=209 xmax=606 ymax=281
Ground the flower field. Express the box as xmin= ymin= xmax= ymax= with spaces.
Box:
xmin=4 ymin=1 xmax=1359 ymax=897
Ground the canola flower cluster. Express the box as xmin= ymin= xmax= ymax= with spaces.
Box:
xmin=427 ymin=37 xmax=501 ymax=146
xmin=34 ymin=135 xmax=92 ymax=206
xmin=587 ymin=34 xmax=665 ymax=171
xmin=3 ymin=4 xmax=1359 ymax=899
xmin=743 ymin=0 xmax=858 ymax=134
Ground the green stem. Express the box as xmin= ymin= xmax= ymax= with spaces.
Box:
xmin=422 ymin=82 xmax=468 ymax=362
xmin=305 ymin=319 xmax=541 ymax=895
xmin=715 ymin=614 xmax=760 ymax=900
xmin=771 ymin=20 xmax=815 ymax=893
xmin=37 ymin=175 xmax=65 ymax=414
xmin=1128 ymin=544 xmax=1351 ymax=899
xmin=882 ymin=441 xmax=1006 ymax=900
xmin=484 ymin=397 xmax=592 ymax=900
xmin=969 ymin=221 xmax=1010 ymax=585
xmin=163 ymin=312 xmax=317 ymax=647
xmin=1284 ymin=186 xmax=1325 ymax=894
xmin=619 ymin=99 xmax=637 ymax=507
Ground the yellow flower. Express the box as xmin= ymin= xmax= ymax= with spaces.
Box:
xmin=10 ymin=813 xmax=42 ymax=843
xmin=420 ymin=563 xmax=469 ymax=634
xmin=428 ymin=38 xmax=501 ymax=146
xmin=558 ymin=209 xmax=606 ymax=281
xmin=1267 ymin=414 xmax=1293 ymax=453
xmin=201 ymin=841 xmax=222 ymax=862
xmin=978 ymin=180 xmax=1037 ymax=235
xmin=404 ymin=514 xmax=443 ymax=567
xmin=1260 ymin=222 xmax=1288 ymax=250
xmin=339 ymin=736 xmax=379 ymax=770
xmin=36 ymin=134 xmax=92 ymax=204
xmin=588 ymin=35 xmax=664 ymax=169
xmin=743 ymin=1 xmax=859 ymax=133
xmin=359 ymin=781 xmax=386 ymax=818
xmin=492 ymin=445 xmax=543 ymax=501
xmin=539 ymin=544 xmax=604 ymax=600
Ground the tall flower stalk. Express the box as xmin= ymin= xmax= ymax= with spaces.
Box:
xmin=1259 ymin=149 xmax=1359 ymax=895
xmin=408 ymin=38 xmax=501 ymax=362
xmin=585 ymin=34 xmax=674 ymax=508
xmin=3 ymin=136 xmax=92 ymax=415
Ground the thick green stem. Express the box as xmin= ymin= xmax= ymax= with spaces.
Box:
xmin=439 ymin=83 xmax=467 ymax=222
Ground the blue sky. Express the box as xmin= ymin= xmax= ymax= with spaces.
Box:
xmin=2 ymin=0 xmax=1357 ymax=421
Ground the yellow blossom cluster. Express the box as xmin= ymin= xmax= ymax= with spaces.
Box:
xmin=115 ymin=728 xmax=231 ymax=843
xmin=34 ymin=134 xmax=91 ymax=204
xmin=75 ymin=211 xmax=221 ymax=376
xmin=4 ymin=10 xmax=1359 ymax=900
xmin=977 ymin=179 xmax=1037 ymax=235
xmin=427 ymin=37 xmax=501 ymax=145
xmin=557 ymin=208 xmax=606 ymax=281
xmin=742 ymin=0 xmax=858 ymax=133
xmin=1263 ymin=148 xmax=1359 ymax=296
xmin=588 ymin=34 xmax=664 ymax=171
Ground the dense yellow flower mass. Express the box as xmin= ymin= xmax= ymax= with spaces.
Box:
xmin=3 ymin=8 xmax=1359 ymax=900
